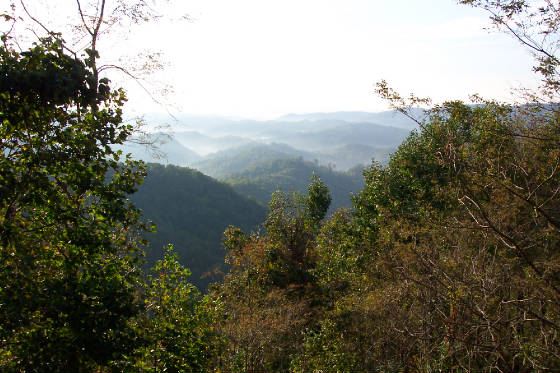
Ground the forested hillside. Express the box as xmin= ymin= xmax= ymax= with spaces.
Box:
xmin=224 ymin=157 xmax=364 ymax=211
xmin=193 ymin=143 xmax=314 ymax=178
xmin=3 ymin=0 xmax=560 ymax=372
xmin=210 ymin=97 xmax=560 ymax=371
xmin=131 ymin=164 xmax=266 ymax=289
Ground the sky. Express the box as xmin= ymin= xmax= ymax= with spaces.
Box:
xmin=9 ymin=0 xmax=542 ymax=120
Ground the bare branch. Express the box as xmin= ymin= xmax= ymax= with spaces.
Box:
xmin=19 ymin=0 xmax=77 ymax=56
xmin=75 ymin=0 xmax=93 ymax=36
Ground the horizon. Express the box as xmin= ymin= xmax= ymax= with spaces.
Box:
xmin=120 ymin=0 xmax=539 ymax=119
xmin=5 ymin=0 xmax=541 ymax=119
xmin=137 ymin=107 xmax=416 ymax=121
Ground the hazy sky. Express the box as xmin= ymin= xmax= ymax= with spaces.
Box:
xmin=18 ymin=0 xmax=540 ymax=119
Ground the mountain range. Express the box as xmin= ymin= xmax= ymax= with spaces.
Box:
xmin=121 ymin=111 xmax=418 ymax=289
xmin=121 ymin=110 xmax=417 ymax=171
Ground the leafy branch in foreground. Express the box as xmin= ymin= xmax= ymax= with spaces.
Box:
xmin=0 ymin=35 xmax=147 ymax=371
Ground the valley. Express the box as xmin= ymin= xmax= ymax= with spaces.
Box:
xmin=124 ymin=111 xmax=415 ymax=288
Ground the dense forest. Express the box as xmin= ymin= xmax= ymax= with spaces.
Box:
xmin=132 ymin=163 xmax=266 ymax=289
xmin=132 ymin=159 xmax=362 ymax=291
xmin=223 ymin=157 xmax=364 ymax=211
xmin=2 ymin=0 xmax=560 ymax=372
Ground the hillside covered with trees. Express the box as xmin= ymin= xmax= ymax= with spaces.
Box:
xmin=2 ymin=0 xmax=560 ymax=372
xmin=223 ymin=157 xmax=364 ymax=211
xmin=132 ymin=163 xmax=266 ymax=289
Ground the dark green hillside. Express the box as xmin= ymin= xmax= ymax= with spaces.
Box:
xmin=224 ymin=158 xmax=364 ymax=211
xmin=194 ymin=142 xmax=314 ymax=178
xmin=131 ymin=163 xmax=267 ymax=289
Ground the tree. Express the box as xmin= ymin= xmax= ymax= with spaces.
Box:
xmin=306 ymin=173 xmax=332 ymax=232
xmin=348 ymin=99 xmax=560 ymax=370
xmin=2 ymin=0 xmax=183 ymax=152
xmin=0 ymin=30 xmax=147 ymax=372
xmin=122 ymin=246 xmax=221 ymax=372
xmin=458 ymin=0 xmax=560 ymax=96
xmin=2 ymin=0 xmax=176 ymax=102
xmin=212 ymin=176 xmax=331 ymax=372
xmin=263 ymin=175 xmax=331 ymax=286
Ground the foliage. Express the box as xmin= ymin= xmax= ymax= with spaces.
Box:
xmin=306 ymin=173 xmax=332 ymax=230
xmin=224 ymin=157 xmax=363 ymax=212
xmin=346 ymin=100 xmax=560 ymax=371
xmin=212 ymin=176 xmax=331 ymax=372
xmin=0 ymin=36 xmax=146 ymax=371
xmin=131 ymin=163 xmax=267 ymax=290
xmin=121 ymin=246 xmax=221 ymax=372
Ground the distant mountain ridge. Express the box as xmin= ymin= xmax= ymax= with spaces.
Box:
xmin=193 ymin=143 xmax=315 ymax=179
xmin=273 ymin=121 xmax=410 ymax=151
xmin=172 ymin=131 xmax=254 ymax=156
xmin=277 ymin=109 xmax=422 ymax=129
xmin=115 ymin=133 xmax=202 ymax=165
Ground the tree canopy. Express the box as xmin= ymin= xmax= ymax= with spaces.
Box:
xmin=207 ymin=1 xmax=560 ymax=371
xmin=0 ymin=5 xmax=219 ymax=371
xmin=3 ymin=0 xmax=560 ymax=372
xmin=0 ymin=33 xmax=146 ymax=371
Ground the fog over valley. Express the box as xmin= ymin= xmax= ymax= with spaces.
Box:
xmin=120 ymin=109 xmax=419 ymax=171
